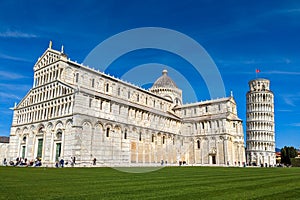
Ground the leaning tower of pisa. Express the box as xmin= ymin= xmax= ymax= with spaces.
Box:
xmin=246 ymin=78 xmax=276 ymax=167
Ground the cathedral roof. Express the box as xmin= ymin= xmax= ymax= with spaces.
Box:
xmin=152 ymin=70 xmax=178 ymax=89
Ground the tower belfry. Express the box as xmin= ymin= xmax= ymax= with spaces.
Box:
xmin=246 ymin=78 xmax=276 ymax=166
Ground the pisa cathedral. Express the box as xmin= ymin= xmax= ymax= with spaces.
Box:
xmin=5 ymin=42 xmax=247 ymax=167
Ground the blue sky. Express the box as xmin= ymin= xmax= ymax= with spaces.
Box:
xmin=0 ymin=0 xmax=299 ymax=149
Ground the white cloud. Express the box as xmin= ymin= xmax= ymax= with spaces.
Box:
xmin=0 ymin=92 xmax=20 ymax=100
xmin=281 ymin=93 xmax=300 ymax=107
xmin=283 ymin=97 xmax=295 ymax=106
xmin=291 ymin=123 xmax=300 ymax=127
xmin=0 ymin=71 xmax=27 ymax=79
xmin=0 ymin=53 xmax=31 ymax=62
xmin=0 ymin=30 xmax=37 ymax=38
xmin=264 ymin=70 xmax=300 ymax=75
xmin=0 ymin=83 xmax=31 ymax=91
xmin=277 ymin=109 xmax=292 ymax=112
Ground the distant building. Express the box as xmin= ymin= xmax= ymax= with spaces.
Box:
xmin=0 ymin=136 xmax=9 ymax=163
xmin=246 ymin=78 xmax=276 ymax=166
xmin=6 ymin=42 xmax=245 ymax=166
xmin=0 ymin=136 xmax=9 ymax=143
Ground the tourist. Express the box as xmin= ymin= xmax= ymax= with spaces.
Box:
xmin=69 ymin=157 xmax=74 ymax=167
xmin=60 ymin=158 xmax=64 ymax=168
xmin=3 ymin=158 xmax=7 ymax=166
xmin=93 ymin=158 xmax=96 ymax=165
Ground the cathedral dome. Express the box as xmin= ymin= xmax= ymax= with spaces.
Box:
xmin=152 ymin=70 xmax=178 ymax=89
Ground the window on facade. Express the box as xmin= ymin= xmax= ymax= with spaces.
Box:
xmin=91 ymin=79 xmax=95 ymax=88
xmin=145 ymin=97 xmax=148 ymax=105
xmin=184 ymin=110 xmax=186 ymax=115
xmin=75 ymin=73 xmax=79 ymax=83
xmin=197 ymin=140 xmax=200 ymax=149
xmin=218 ymin=104 xmax=221 ymax=111
xmin=37 ymin=138 xmax=43 ymax=159
xmin=21 ymin=146 xmax=26 ymax=158
xmin=205 ymin=106 xmax=208 ymax=112
xmin=162 ymin=136 xmax=165 ymax=144
xmin=139 ymin=132 xmax=142 ymax=141
xmin=118 ymin=88 xmax=120 ymax=96
xmin=22 ymin=136 xmax=27 ymax=143
xmin=128 ymin=91 xmax=130 ymax=99
xmin=110 ymin=102 xmax=112 ymax=112
xmin=89 ymin=98 xmax=92 ymax=108
xmin=56 ymin=132 xmax=62 ymax=140
xmin=233 ymin=123 xmax=235 ymax=128
xmin=106 ymin=83 xmax=109 ymax=92
xmin=97 ymin=100 xmax=101 ymax=110
xmin=152 ymin=134 xmax=154 ymax=142
xmin=55 ymin=143 xmax=61 ymax=161
xmin=106 ymin=127 xmax=110 ymax=137
xmin=124 ymin=130 xmax=127 ymax=139
xmin=137 ymin=94 xmax=139 ymax=102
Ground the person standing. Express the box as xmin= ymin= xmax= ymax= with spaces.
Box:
xmin=60 ymin=158 xmax=64 ymax=168
xmin=3 ymin=158 xmax=7 ymax=166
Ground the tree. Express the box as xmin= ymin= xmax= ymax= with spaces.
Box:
xmin=280 ymin=146 xmax=298 ymax=165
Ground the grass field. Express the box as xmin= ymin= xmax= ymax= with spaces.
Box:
xmin=0 ymin=166 xmax=299 ymax=200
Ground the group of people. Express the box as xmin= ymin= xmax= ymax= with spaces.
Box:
xmin=55 ymin=156 xmax=76 ymax=168
xmin=3 ymin=157 xmax=42 ymax=167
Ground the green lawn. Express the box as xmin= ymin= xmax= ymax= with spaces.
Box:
xmin=0 ymin=166 xmax=299 ymax=200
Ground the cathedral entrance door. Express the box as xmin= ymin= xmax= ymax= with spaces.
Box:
xmin=55 ymin=143 xmax=61 ymax=161
xmin=212 ymin=155 xmax=216 ymax=164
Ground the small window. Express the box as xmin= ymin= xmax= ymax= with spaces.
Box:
xmin=162 ymin=136 xmax=165 ymax=144
xmin=205 ymin=106 xmax=208 ymax=112
xmin=106 ymin=83 xmax=109 ymax=92
xmin=197 ymin=140 xmax=200 ymax=149
xmin=118 ymin=88 xmax=120 ymax=96
xmin=89 ymin=98 xmax=92 ymax=108
xmin=137 ymin=94 xmax=139 ymax=102
xmin=124 ymin=130 xmax=127 ymax=139
xmin=56 ymin=132 xmax=62 ymax=140
xmin=91 ymin=79 xmax=95 ymax=88
xmin=152 ymin=134 xmax=154 ymax=142
xmin=194 ymin=108 xmax=197 ymax=114
xmin=100 ymin=100 xmax=103 ymax=110
xmin=139 ymin=132 xmax=142 ymax=141
xmin=75 ymin=73 xmax=79 ymax=83
xmin=128 ymin=91 xmax=130 ymax=99
xmin=106 ymin=127 xmax=110 ymax=137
